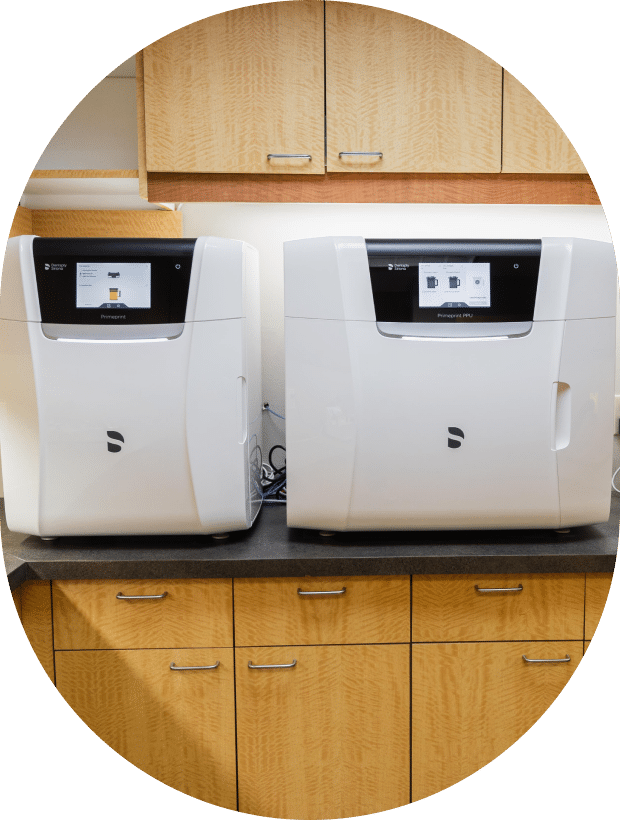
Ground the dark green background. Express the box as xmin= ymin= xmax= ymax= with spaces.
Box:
xmin=0 ymin=0 xmax=620 ymax=820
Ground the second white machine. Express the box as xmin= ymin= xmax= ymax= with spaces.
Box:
xmin=0 ymin=235 xmax=262 ymax=537
xmin=284 ymin=236 xmax=616 ymax=532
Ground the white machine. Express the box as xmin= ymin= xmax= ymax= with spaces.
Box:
xmin=0 ymin=235 xmax=262 ymax=537
xmin=284 ymin=236 xmax=617 ymax=531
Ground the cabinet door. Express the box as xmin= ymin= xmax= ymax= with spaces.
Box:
xmin=236 ymin=644 xmax=410 ymax=819
xmin=585 ymin=572 xmax=614 ymax=640
xmin=56 ymin=648 xmax=236 ymax=808
xmin=143 ymin=2 xmax=325 ymax=174
xmin=326 ymin=3 xmax=502 ymax=172
xmin=502 ymin=72 xmax=587 ymax=173
xmin=411 ymin=641 xmax=583 ymax=801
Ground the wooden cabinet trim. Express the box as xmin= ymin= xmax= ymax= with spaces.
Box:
xmin=146 ymin=171 xmax=598 ymax=204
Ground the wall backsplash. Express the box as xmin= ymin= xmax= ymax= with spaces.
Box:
xmin=181 ymin=202 xmax=615 ymax=457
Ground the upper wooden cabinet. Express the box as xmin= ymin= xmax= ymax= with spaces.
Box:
xmin=502 ymin=72 xmax=587 ymax=173
xmin=325 ymin=3 xmax=502 ymax=173
xmin=142 ymin=1 xmax=325 ymax=174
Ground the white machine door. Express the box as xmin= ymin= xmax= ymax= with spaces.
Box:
xmin=287 ymin=318 xmax=565 ymax=530
xmin=33 ymin=327 xmax=202 ymax=535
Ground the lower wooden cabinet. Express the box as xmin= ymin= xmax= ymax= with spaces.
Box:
xmin=235 ymin=644 xmax=410 ymax=819
xmin=411 ymin=641 xmax=583 ymax=802
xmin=55 ymin=647 xmax=237 ymax=809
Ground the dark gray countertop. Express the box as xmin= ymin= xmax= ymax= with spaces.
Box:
xmin=2 ymin=497 xmax=617 ymax=591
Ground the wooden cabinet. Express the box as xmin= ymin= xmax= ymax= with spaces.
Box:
xmin=142 ymin=2 xmax=324 ymax=174
xmin=234 ymin=575 xmax=410 ymax=646
xmin=325 ymin=3 xmax=502 ymax=173
xmin=585 ymin=572 xmax=614 ymax=640
xmin=502 ymin=72 xmax=586 ymax=173
xmin=411 ymin=641 xmax=583 ymax=801
xmin=236 ymin=644 xmax=410 ymax=819
xmin=55 ymin=648 xmax=237 ymax=808
xmin=16 ymin=570 xmax=605 ymax=816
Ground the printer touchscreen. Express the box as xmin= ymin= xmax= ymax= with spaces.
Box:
xmin=76 ymin=262 xmax=151 ymax=309
xmin=419 ymin=262 xmax=491 ymax=309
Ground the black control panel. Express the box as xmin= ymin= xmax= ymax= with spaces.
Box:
xmin=366 ymin=239 xmax=541 ymax=324
xmin=33 ymin=238 xmax=197 ymax=325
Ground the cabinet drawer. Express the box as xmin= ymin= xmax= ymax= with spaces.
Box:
xmin=411 ymin=574 xmax=585 ymax=642
xmin=585 ymin=572 xmax=614 ymax=639
xmin=234 ymin=576 xmax=410 ymax=646
xmin=53 ymin=579 xmax=233 ymax=649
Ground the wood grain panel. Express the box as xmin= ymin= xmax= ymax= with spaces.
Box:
xmin=236 ymin=644 xmax=410 ymax=819
xmin=9 ymin=205 xmax=33 ymax=237
xmin=135 ymin=50 xmax=148 ymax=199
xmin=411 ymin=641 xmax=583 ymax=801
xmin=143 ymin=2 xmax=324 ymax=174
xmin=31 ymin=209 xmax=182 ymax=238
xmin=585 ymin=572 xmax=614 ymax=639
xmin=234 ymin=576 xmax=410 ymax=646
xmin=503 ymin=72 xmax=587 ymax=173
xmin=53 ymin=579 xmax=233 ymax=650
xmin=20 ymin=580 xmax=54 ymax=681
xmin=56 ymin=648 xmax=236 ymax=808
xmin=146 ymin=171 xmax=599 ymax=204
xmin=326 ymin=4 xmax=502 ymax=172
xmin=12 ymin=587 xmax=22 ymax=620
xmin=411 ymin=574 xmax=584 ymax=642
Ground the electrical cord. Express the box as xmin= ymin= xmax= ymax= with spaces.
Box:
xmin=260 ymin=445 xmax=287 ymax=504
xmin=263 ymin=403 xmax=285 ymax=421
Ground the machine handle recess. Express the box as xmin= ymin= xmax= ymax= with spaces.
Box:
xmin=116 ymin=591 xmax=168 ymax=601
xmin=170 ymin=661 xmax=220 ymax=671
xmin=248 ymin=659 xmax=297 ymax=669
xmin=522 ymin=654 xmax=571 ymax=664
xmin=297 ymin=587 xmax=346 ymax=596
xmin=474 ymin=584 xmax=523 ymax=593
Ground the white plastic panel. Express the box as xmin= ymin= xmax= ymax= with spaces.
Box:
xmin=0 ymin=235 xmax=40 ymax=322
xmin=556 ymin=317 xmax=616 ymax=527
xmin=187 ymin=236 xmax=245 ymax=322
xmin=284 ymin=236 xmax=374 ymax=321
xmin=286 ymin=318 xmax=565 ymax=530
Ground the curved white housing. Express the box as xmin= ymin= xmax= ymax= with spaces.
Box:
xmin=0 ymin=235 xmax=262 ymax=537
xmin=284 ymin=236 xmax=616 ymax=531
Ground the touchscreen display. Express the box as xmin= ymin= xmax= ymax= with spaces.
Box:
xmin=76 ymin=262 xmax=151 ymax=309
xmin=419 ymin=262 xmax=490 ymax=308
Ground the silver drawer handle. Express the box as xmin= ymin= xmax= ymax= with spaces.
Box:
xmin=522 ymin=654 xmax=571 ymax=664
xmin=338 ymin=151 xmax=383 ymax=158
xmin=248 ymin=659 xmax=297 ymax=670
xmin=170 ymin=661 xmax=220 ymax=671
xmin=474 ymin=584 xmax=523 ymax=593
xmin=116 ymin=591 xmax=168 ymax=600
xmin=297 ymin=587 xmax=346 ymax=596
xmin=267 ymin=153 xmax=311 ymax=160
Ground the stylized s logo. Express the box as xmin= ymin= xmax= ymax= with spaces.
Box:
xmin=448 ymin=427 xmax=464 ymax=449
xmin=107 ymin=430 xmax=124 ymax=453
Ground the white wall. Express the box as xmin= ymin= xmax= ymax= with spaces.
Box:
xmin=34 ymin=77 xmax=138 ymax=171
xmin=181 ymin=202 xmax=613 ymax=454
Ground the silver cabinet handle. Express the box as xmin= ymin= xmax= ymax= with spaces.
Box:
xmin=338 ymin=151 xmax=383 ymax=158
xmin=474 ymin=584 xmax=523 ymax=593
xmin=297 ymin=587 xmax=346 ymax=596
xmin=522 ymin=654 xmax=571 ymax=664
xmin=170 ymin=661 xmax=220 ymax=671
xmin=116 ymin=591 xmax=168 ymax=600
xmin=267 ymin=154 xmax=312 ymax=160
xmin=248 ymin=659 xmax=297 ymax=670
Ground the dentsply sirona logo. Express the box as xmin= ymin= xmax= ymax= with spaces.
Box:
xmin=448 ymin=427 xmax=465 ymax=449
xmin=107 ymin=431 xmax=124 ymax=453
